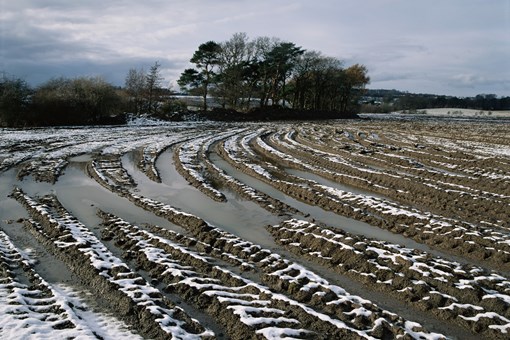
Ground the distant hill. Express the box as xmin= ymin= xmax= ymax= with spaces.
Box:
xmin=361 ymin=89 xmax=510 ymax=112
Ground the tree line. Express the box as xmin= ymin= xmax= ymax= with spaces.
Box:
xmin=1 ymin=30 xmax=371 ymax=127
xmin=0 ymin=62 xmax=179 ymax=127
xmin=178 ymin=33 xmax=370 ymax=114
xmin=0 ymin=75 xmax=126 ymax=127
xmin=1 ymin=32 xmax=371 ymax=127
xmin=361 ymin=89 xmax=510 ymax=113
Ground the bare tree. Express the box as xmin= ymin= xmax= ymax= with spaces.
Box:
xmin=146 ymin=61 xmax=163 ymax=114
xmin=125 ymin=62 xmax=164 ymax=115
xmin=32 ymin=76 xmax=122 ymax=125
xmin=216 ymin=32 xmax=256 ymax=109
xmin=0 ymin=74 xmax=32 ymax=126
xmin=252 ymin=36 xmax=279 ymax=107
xmin=125 ymin=67 xmax=146 ymax=114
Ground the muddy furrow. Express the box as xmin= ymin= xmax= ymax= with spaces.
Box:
xmin=221 ymin=133 xmax=509 ymax=270
xmin=292 ymin=126 xmax=510 ymax=197
xmin=265 ymin=128 xmax=510 ymax=227
xmin=0 ymin=230 xmax=105 ymax=338
xmin=221 ymin=131 xmax=510 ymax=270
xmin=86 ymin=153 xmax=448 ymax=338
xmin=174 ymin=129 xmax=299 ymax=215
xmin=10 ymin=188 xmax=213 ymax=339
xmin=135 ymin=129 xmax=200 ymax=183
xmin=98 ymin=211 xmax=446 ymax=339
xmin=267 ymin=219 xmax=510 ymax=338
xmin=99 ymin=212 xmax=319 ymax=339
xmin=3 ymin=120 xmax=509 ymax=339
xmin=173 ymin=132 xmax=235 ymax=202
xmin=293 ymin=123 xmax=510 ymax=191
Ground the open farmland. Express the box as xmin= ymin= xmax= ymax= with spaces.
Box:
xmin=1 ymin=118 xmax=509 ymax=339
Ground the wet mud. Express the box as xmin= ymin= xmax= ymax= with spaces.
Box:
xmin=1 ymin=120 xmax=509 ymax=339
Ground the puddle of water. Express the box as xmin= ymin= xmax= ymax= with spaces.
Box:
xmin=52 ymin=163 xmax=184 ymax=234
xmin=122 ymin=151 xmax=280 ymax=248
xmin=1 ymin=151 xmax=483 ymax=275
xmin=0 ymin=170 xmax=32 ymax=254
xmin=285 ymin=168 xmax=389 ymax=200
xmin=0 ymin=169 xmax=91 ymax=287
xmin=0 ymin=162 xmax=183 ymax=236
xmin=69 ymin=154 xmax=94 ymax=162
xmin=0 ymin=169 xmax=24 ymax=219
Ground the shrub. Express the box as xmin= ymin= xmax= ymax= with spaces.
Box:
xmin=0 ymin=75 xmax=33 ymax=127
xmin=31 ymin=76 xmax=125 ymax=126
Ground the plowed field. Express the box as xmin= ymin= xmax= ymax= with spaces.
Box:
xmin=1 ymin=119 xmax=509 ymax=339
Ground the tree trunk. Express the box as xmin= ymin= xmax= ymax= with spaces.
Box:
xmin=202 ymin=89 xmax=207 ymax=111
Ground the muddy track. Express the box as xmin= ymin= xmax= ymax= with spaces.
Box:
xmin=0 ymin=230 xmax=104 ymax=338
xmin=283 ymin=127 xmax=510 ymax=224
xmin=98 ymin=211 xmax=440 ymax=339
xmin=263 ymin=127 xmax=510 ymax=212
xmin=267 ymin=219 xmax=510 ymax=338
xmin=10 ymin=188 xmax=212 ymax=339
xmin=214 ymin=130 xmax=510 ymax=271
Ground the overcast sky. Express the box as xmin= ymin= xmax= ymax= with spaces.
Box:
xmin=1 ymin=0 xmax=509 ymax=97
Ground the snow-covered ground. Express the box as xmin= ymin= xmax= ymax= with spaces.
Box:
xmin=413 ymin=108 xmax=510 ymax=118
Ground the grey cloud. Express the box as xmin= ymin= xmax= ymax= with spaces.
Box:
xmin=6 ymin=55 xmax=183 ymax=88
xmin=1 ymin=0 xmax=509 ymax=96
xmin=371 ymin=72 xmax=418 ymax=83
xmin=448 ymin=74 xmax=510 ymax=92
